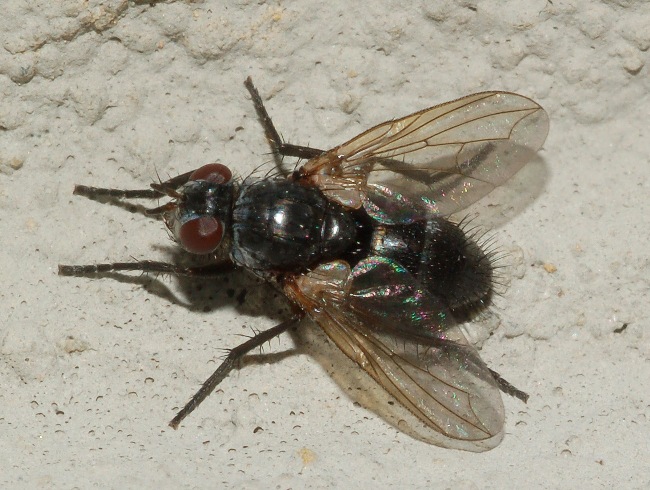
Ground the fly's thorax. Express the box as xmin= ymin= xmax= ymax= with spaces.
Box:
xmin=230 ymin=179 xmax=359 ymax=272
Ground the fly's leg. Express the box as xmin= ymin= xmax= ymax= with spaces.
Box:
xmin=169 ymin=313 xmax=304 ymax=429
xmin=60 ymin=260 xmax=304 ymax=427
xmin=489 ymin=368 xmax=529 ymax=403
xmin=73 ymin=185 xmax=162 ymax=199
xmin=72 ymin=170 xmax=195 ymax=201
xmin=244 ymin=76 xmax=324 ymax=161
xmin=59 ymin=260 xmax=234 ymax=278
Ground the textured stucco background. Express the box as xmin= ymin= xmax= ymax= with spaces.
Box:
xmin=1 ymin=1 xmax=649 ymax=488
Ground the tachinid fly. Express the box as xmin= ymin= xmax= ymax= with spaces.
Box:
xmin=59 ymin=77 xmax=549 ymax=451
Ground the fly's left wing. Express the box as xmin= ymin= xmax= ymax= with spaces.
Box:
xmin=284 ymin=258 xmax=506 ymax=451
xmin=295 ymin=92 xmax=549 ymax=220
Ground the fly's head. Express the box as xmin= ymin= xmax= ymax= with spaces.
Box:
xmin=147 ymin=163 xmax=236 ymax=255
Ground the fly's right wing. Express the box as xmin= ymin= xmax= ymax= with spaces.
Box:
xmin=284 ymin=258 xmax=506 ymax=451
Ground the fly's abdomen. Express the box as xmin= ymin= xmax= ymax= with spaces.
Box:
xmin=231 ymin=179 xmax=357 ymax=271
xmin=372 ymin=217 xmax=494 ymax=312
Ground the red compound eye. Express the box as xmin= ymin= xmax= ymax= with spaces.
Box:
xmin=178 ymin=216 xmax=223 ymax=254
xmin=189 ymin=163 xmax=232 ymax=184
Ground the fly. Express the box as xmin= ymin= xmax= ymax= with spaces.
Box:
xmin=59 ymin=77 xmax=549 ymax=451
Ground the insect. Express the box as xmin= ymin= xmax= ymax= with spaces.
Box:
xmin=59 ymin=77 xmax=549 ymax=451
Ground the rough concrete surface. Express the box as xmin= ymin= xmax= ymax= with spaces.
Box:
xmin=1 ymin=0 xmax=649 ymax=488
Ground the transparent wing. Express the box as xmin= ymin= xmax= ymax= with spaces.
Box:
xmin=296 ymin=92 xmax=549 ymax=220
xmin=284 ymin=258 xmax=505 ymax=451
